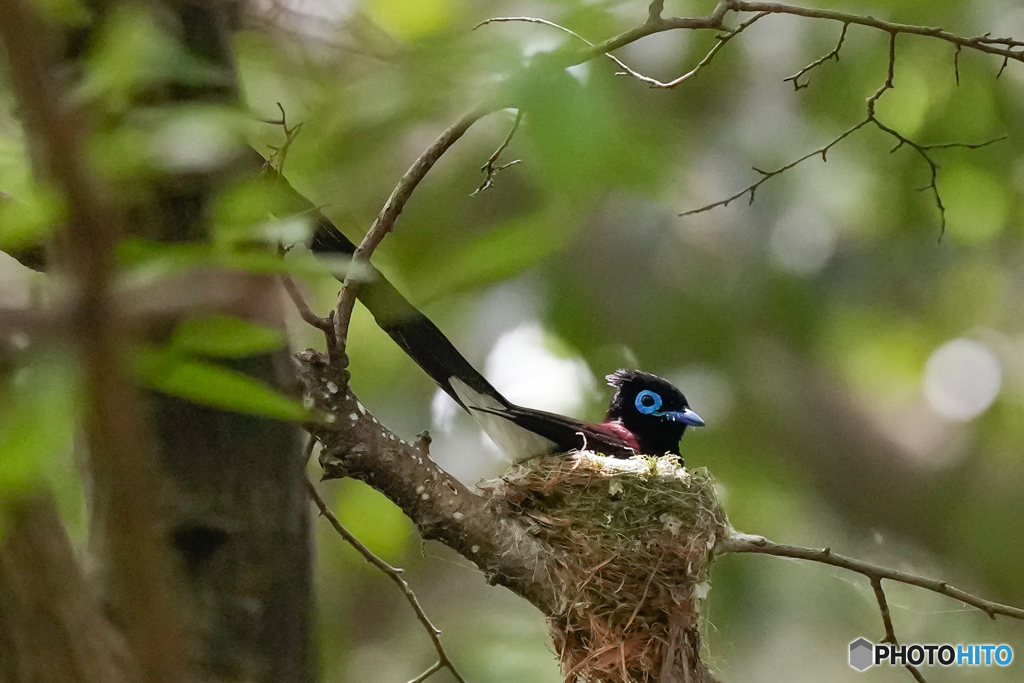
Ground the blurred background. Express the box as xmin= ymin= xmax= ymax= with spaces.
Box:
xmin=3 ymin=0 xmax=1024 ymax=681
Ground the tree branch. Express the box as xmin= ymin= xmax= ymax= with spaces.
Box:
xmin=295 ymin=349 xmax=563 ymax=616
xmin=682 ymin=30 xmax=1007 ymax=234
xmin=785 ymin=23 xmax=847 ymax=90
xmin=613 ymin=12 xmax=767 ymax=88
xmin=306 ymin=476 xmax=467 ymax=683
xmin=471 ymin=109 xmax=522 ymax=196
xmin=871 ymin=577 xmax=928 ymax=683
xmin=717 ymin=531 xmax=1024 ymax=621
xmin=332 ymin=108 xmax=489 ymax=361
xmin=727 ymin=1 xmax=1024 ymax=64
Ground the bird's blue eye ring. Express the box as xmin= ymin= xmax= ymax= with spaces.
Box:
xmin=635 ymin=390 xmax=662 ymax=414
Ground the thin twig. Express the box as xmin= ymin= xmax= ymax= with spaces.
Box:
xmin=682 ymin=30 xmax=1006 ymax=236
xmin=408 ymin=661 xmax=444 ymax=683
xmin=718 ymin=532 xmax=1024 ymax=621
xmin=305 ymin=477 xmax=468 ymax=683
xmin=785 ymin=23 xmax=848 ymax=89
xmin=679 ymin=119 xmax=870 ymax=215
xmin=471 ymin=109 xmax=523 ymax=196
xmin=332 ymin=108 xmax=487 ymax=362
xmin=263 ymin=102 xmax=304 ymax=178
xmin=476 ymin=12 xmax=755 ymax=89
xmin=613 ymin=12 xmax=767 ymax=88
xmin=281 ymin=275 xmax=335 ymax=336
xmin=997 ymin=55 xmax=1009 ymax=78
xmin=724 ymin=2 xmax=1024 ymax=66
xmin=872 ymin=578 xmax=928 ymax=683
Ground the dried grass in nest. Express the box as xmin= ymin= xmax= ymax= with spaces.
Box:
xmin=490 ymin=453 xmax=728 ymax=683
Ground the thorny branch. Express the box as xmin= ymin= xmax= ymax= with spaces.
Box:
xmin=682 ymin=32 xmax=1007 ymax=235
xmin=477 ymin=1 xmax=1024 ymax=77
xmin=305 ymin=475 xmax=468 ymax=683
xmin=471 ymin=109 xmax=523 ymax=196
xmin=282 ymin=275 xmax=335 ymax=336
xmin=679 ymin=119 xmax=870 ymax=215
xmin=785 ymin=23 xmax=847 ymax=90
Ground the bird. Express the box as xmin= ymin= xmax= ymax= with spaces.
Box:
xmin=300 ymin=189 xmax=704 ymax=461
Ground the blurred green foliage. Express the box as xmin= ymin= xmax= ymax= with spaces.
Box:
xmin=2 ymin=0 xmax=1024 ymax=681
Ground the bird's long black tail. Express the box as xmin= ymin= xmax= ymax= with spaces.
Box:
xmin=257 ymin=152 xmax=507 ymax=412
xmin=260 ymin=152 xmax=644 ymax=461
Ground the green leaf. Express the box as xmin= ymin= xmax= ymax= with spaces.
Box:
xmin=171 ymin=314 xmax=285 ymax=357
xmin=117 ymin=238 xmax=351 ymax=279
xmin=0 ymin=357 xmax=79 ymax=491
xmin=409 ymin=200 xmax=582 ymax=302
xmin=134 ymin=348 xmax=308 ymax=421
xmin=0 ymin=186 xmax=65 ymax=250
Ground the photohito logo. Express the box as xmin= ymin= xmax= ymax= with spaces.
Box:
xmin=848 ymin=638 xmax=1013 ymax=671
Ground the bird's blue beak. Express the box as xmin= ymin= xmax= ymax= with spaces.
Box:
xmin=659 ymin=408 xmax=705 ymax=427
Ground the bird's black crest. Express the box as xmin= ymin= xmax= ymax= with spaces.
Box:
xmin=606 ymin=368 xmax=664 ymax=389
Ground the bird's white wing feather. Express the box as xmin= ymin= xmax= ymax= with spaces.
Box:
xmin=449 ymin=377 xmax=557 ymax=462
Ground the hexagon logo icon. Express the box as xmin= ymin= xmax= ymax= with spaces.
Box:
xmin=849 ymin=638 xmax=874 ymax=671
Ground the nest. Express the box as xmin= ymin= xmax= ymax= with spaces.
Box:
xmin=490 ymin=454 xmax=728 ymax=683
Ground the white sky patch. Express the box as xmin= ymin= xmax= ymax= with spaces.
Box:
xmin=924 ymin=338 xmax=1002 ymax=422
xmin=484 ymin=322 xmax=595 ymax=416
xmin=768 ymin=206 xmax=837 ymax=275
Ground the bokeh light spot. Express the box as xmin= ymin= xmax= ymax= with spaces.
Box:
xmin=923 ymin=338 xmax=1001 ymax=422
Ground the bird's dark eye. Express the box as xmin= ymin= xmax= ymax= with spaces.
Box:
xmin=635 ymin=390 xmax=662 ymax=414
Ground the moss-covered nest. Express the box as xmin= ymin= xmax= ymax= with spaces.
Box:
xmin=488 ymin=453 xmax=728 ymax=683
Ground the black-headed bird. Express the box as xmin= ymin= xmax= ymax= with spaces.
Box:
xmin=311 ymin=215 xmax=704 ymax=462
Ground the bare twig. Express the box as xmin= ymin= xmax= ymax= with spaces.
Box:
xmin=680 ymin=118 xmax=870 ymax=215
xmin=785 ymin=23 xmax=848 ymax=89
xmin=647 ymin=0 xmax=665 ymax=24
xmin=547 ymin=0 xmax=1024 ymax=74
xmin=332 ymin=108 xmax=487 ymax=361
xmin=476 ymin=12 xmax=756 ymax=89
xmin=718 ymin=532 xmax=1024 ymax=621
xmin=683 ymin=31 xmax=1006 ymax=235
xmin=614 ymin=12 xmax=767 ymax=88
xmin=872 ymin=577 xmax=928 ymax=683
xmin=281 ymin=275 xmax=335 ymax=337
xmin=997 ymin=55 xmax=1010 ymax=78
xmin=263 ymin=102 xmax=304 ymax=177
xmin=724 ymin=2 xmax=1024 ymax=66
xmin=305 ymin=476 xmax=468 ymax=683
xmin=408 ymin=661 xmax=445 ymax=683
xmin=471 ymin=110 xmax=523 ymax=196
